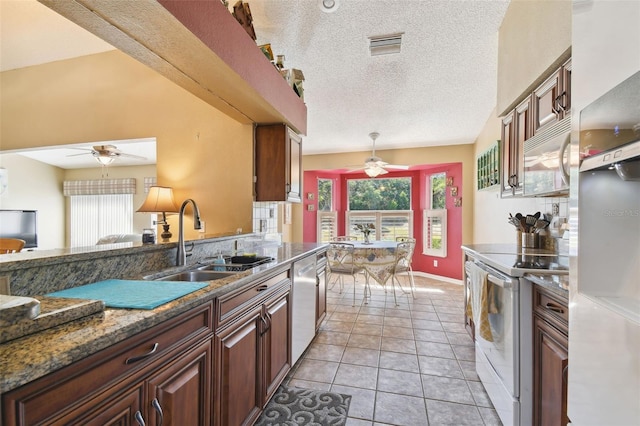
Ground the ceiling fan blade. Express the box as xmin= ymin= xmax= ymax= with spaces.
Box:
xmin=66 ymin=152 xmax=92 ymax=157
xmin=385 ymin=164 xmax=409 ymax=170
xmin=119 ymin=153 xmax=147 ymax=160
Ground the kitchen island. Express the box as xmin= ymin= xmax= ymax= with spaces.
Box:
xmin=1 ymin=241 xmax=327 ymax=425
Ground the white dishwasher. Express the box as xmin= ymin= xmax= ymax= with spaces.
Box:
xmin=291 ymin=255 xmax=317 ymax=364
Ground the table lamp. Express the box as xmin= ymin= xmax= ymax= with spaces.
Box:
xmin=137 ymin=186 xmax=179 ymax=242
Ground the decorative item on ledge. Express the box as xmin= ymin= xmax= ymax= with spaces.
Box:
xmin=477 ymin=141 xmax=500 ymax=190
xmin=232 ymin=1 xmax=256 ymax=40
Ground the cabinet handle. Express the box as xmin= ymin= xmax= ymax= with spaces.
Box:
xmin=135 ymin=411 xmax=146 ymax=426
xmin=557 ymin=91 xmax=567 ymax=111
xmin=125 ymin=342 xmax=159 ymax=364
xmin=260 ymin=314 xmax=268 ymax=335
xmin=256 ymin=284 xmax=269 ymax=292
xmin=152 ymin=398 xmax=164 ymax=426
xmin=545 ymin=302 xmax=565 ymax=314
xmin=563 ymin=365 xmax=569 ymax=384
xmin=552 ymin=95 xmax=562 ymax=114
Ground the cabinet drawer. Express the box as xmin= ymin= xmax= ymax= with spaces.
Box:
xmin=217 ymin=271 xmax=289 ymax=327
xmin=533 ymin=285 xmax=568 ymax=334
xmin=3 ymin=302 xmax=213 ymax=425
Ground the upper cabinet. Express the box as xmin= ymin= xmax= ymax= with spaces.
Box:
xmin=532 ymin=59 xmax=572 ymax=134
xmin=501 ymin=58 xmax=571 ymax=198
xmin=255 ymin=124 xmax=302 ymax=203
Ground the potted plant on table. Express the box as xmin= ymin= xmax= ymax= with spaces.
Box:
xmin=354 ymin=223 xmax=375 ymax=244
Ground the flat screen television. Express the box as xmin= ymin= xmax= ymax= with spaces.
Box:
xmin=0 ymin=210 xmax=38 ymax=248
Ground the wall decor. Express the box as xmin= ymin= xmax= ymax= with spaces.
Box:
xmin=454 ymin=197 xmax=462 ymax=207
xmin=446 ymin=176 xmax=454 ymax=187
xmin=477 ymin=141 xmax=500 ymax=190
xmin=307 ymin=204 xmax=315 ymax=211
xmin=307 ymin=192 xmax=314 ymax=200
xmin=450 ymin=186 xmax=458 ymax=197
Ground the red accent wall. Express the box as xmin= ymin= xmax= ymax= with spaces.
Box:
xmin=302 ymin=164 xmax=463 ymax=280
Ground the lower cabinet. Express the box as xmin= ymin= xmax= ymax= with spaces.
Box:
xmin=2 ymin=302 xmax=213 ymax=426
xmin=532 ymin=285 xmax=569 ymax=426
xmin=316 ymin=258 xmax=327 ymax=330
xmin=214 ymin=272 xmax=292 ymax=426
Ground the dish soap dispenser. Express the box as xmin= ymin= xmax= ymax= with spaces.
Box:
xmin=213 ymin=251 xmax=226 ymax=271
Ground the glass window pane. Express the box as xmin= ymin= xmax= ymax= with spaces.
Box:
xmin=430 ymin=173 xmax=446 ymax=209
xmin=348 ymin=178 xmax=411 ymax=210
xmin=318 ymin=179 xmax=333 ymax=211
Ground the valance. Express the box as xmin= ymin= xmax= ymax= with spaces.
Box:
xmin=63 ymin=178 xmax=136 ymax=196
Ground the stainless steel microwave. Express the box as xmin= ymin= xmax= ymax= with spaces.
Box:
xmin=579 ymin=70 xmax=640 ymax=175
xmin=523 ymin=117 xmax=571 ymax=196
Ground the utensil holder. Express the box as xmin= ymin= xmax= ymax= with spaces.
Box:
xmin=521 ymin=233 xmax=538 ymax=249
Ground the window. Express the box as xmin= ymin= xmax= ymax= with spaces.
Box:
xmin=317 ymin=178 xmax=336 ymax=242
xmin=423 ymin=172 xmax=447 ymax=257
xmin=70 ymin=194 xmax=133 ymax=247
xmin=346 ymin=177 xmax=412 ymax=241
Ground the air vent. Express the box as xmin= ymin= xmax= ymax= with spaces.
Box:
xmin=369 ymin=33 xmax=403 ymax=56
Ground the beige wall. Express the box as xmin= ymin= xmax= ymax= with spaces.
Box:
xmin=301 ymin=144 xmax=476 ymax=245
xmin=1 ymin=50 xmax=254 ymax=240
xmin=497 ymin=0 xmax=572 ymax=115
xmin=0 ymin=154 xmax=66 ymax=249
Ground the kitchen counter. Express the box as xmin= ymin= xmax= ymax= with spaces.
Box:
xmin=0 ymin=242 xmax=326 ymax=394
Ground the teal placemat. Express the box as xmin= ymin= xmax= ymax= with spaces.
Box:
xmin=47 ymin=279 xmax=208 ymax=310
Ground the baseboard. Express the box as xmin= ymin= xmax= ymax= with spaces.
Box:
xmin=411 ymin=271 xmax=463 ymax=286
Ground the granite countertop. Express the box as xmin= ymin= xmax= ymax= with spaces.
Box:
xmin=0 ymin=242 xmax=326 ymax=394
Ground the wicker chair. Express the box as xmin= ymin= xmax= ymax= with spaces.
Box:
xmin=394 ymin=236 xmax=416 ymax=295
xmin=327 ymin=242 xmax=365 ymax=306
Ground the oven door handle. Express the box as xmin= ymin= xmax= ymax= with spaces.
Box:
xmin=488 ymin=274 xmax=511 ymax=289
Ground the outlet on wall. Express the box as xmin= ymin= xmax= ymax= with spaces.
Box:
xmin=433 ymin=260 xmax=438 ymax=267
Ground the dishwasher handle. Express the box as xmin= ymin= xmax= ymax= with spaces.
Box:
xmin=296 ymin=262 xmax=316 ymax=276
xmin=488 ymin=274 xmax=512 ymax=289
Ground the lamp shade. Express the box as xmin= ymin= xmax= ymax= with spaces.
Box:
xmin=137 ymin=186 xmax=179 ymax=213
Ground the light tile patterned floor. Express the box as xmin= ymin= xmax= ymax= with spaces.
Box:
xmin=284 ymin=274 xmax=503 ymax=426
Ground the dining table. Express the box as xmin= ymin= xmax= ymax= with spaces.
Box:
xmin=349 ymin=240 xmax=399 ymax=287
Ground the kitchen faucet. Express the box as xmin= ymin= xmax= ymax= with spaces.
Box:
xmin=177 ymin=198 xmax=202 ymax=266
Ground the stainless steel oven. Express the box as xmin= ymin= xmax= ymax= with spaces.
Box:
xmin=466 ymin=260 xmax=532 ymax=426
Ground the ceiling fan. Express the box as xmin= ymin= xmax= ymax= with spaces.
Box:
xmin=68 ymin=144 xmax=146 ymax=166
xmin=350 ymin=132 xmax=409 ymax=177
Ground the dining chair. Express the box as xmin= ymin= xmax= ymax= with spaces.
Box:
xmin=390 ymin=241 xmax=416 ymax=304
xmin=326 ymin=242 xmax=366 ymax=306
xmin=0 ymin=238 xmax=26 ymax=254
xmin=395 ymin=236 xmax=416 ymax=294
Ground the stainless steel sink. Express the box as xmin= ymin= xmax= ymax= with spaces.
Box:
xmin=155 ymin=270 xmax=238 ymax=282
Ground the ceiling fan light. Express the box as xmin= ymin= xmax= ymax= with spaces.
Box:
xmin=95 ymin=155 xmax=114 ymax=166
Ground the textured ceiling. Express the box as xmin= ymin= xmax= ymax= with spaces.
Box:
xmin=0 ymin=0 xmax=510 ymax=160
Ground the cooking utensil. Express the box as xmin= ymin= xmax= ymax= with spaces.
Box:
xmin=533 ymin=219 xmax=550 ymax=233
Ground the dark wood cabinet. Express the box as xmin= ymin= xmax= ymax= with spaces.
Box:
xmin=255 ymin=124 xmax=302 ymax=203
xmin=501 ymin=96 xmax=531 ymax=197
xmin=2 ymin=303 xmax=213 ymax=426
xmin=532 ymin=285 xmax=569 ymax=426
xmin=500 ymin=57 xmax=571 ymax=198
xmin=214 ymin=271 xmax=292 ymax=426
xmin=532 ymin=59 xmax=571 ymax=135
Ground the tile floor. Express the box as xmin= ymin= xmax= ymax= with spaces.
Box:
xmin=284 ymin=274 xmax=502 ymax=426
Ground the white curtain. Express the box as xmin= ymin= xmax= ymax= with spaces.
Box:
xmin=70 ymin=194 xmax=133 ymax=247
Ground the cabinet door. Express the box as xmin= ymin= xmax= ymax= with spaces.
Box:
xmin=512 ymin=96 xmax=531 ymax=194
xmin=560 ymin=59 xmax=571 ymax=116
xmin=533 ymin=316 xmax=569 ymax=426
xmin=147 ymin=340 xmax=212 ymax=426
xmin=63 ymin=385 xmax=145 ymax=426
xmin=255 ymin=124 xmax=302 ymax=203
xmin=316 ymin=264 xmax=327 ymax=330
xmin=500 ymin=112 xmax=516 ymax=196
xmin=216 ymin=308 xmax=262 ymax=426
xmin=533 ymin=69 xmax=562 ymax=134
xmin=262 ymin=291 xmax=291 ymax=405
